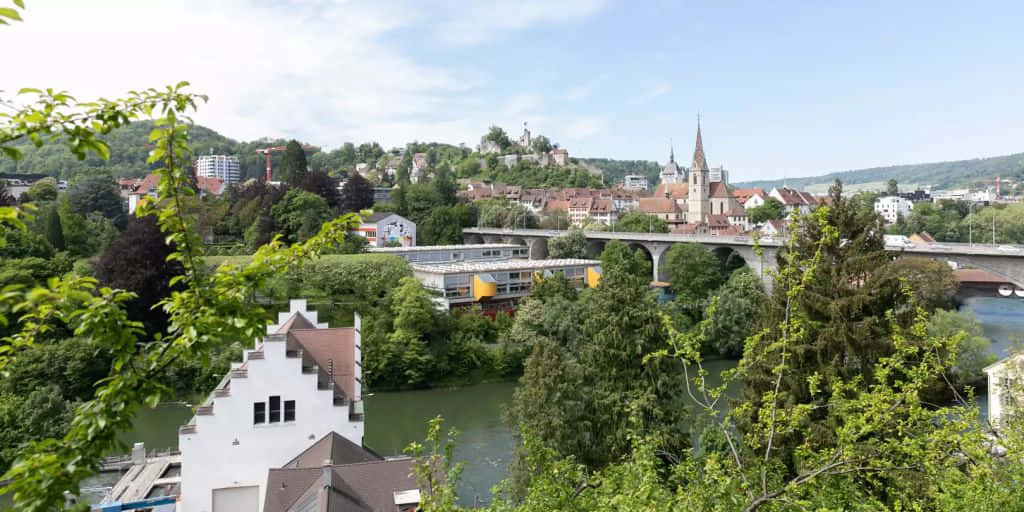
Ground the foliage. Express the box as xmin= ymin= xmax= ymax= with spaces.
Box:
xmin=419 ymin=204 xmax=474 ymax=245
xmin=531 ymin=135 xmax=552 ymax=154
xmin=598 ymin=240 xmax=650 ymax=281
xmin=270 ymin=188 xmax=333 ymax=244
xmin=546 ymin=228 xmax=587 ymax=258
xmin=41 ymin=203 xmax=64 ymax=251
xmin=887 ymin=178 xmax=899 ymax=196
xmin=538 ymin=209 xmax=570 ymax=230
xmin=746 ymin=197 xmax=786 ymax=223
xmin=870 ymin=257 xmax=958 ymax=311
xmin=925 ymin=309 xmax=995 ymax=392
xmin=476 ymin=199 xmax=537 ymax=229
xmin=67 ymin=175 xmax=124 ymax=223
xmin=278 ymin=139 xmax=308 ymax=186
xmin=298 ymin=170 xmax=340 ymax=210
xmin=484 ymin=126 xmax=512 ymax=150
xmin=577 ymin=158 xmax=660 ymax=187
xmin=93 ymin=213 xmax=182 ymax=337
xmin=661 ymin=242 xmax=726 ymax=307
xmin=702 ymin=267 xmax=766 ymax=358
xmin=613 ymin=211 xmax=668 ymax=233
xmin=339 ymin=172 xmax=375 ymax=213
xmin=24 ymin=178 xmax=57 ymax=202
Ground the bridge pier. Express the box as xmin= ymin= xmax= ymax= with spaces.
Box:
xmin=639 ymin=242 xmax=671 ymax=282
xmin=526 ymin=238 xmax=548 ymax=259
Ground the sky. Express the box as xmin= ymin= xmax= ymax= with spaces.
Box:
xmin=2 ymin=0 xmax=1023 ymax=182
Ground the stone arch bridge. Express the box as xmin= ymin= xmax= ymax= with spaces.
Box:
xmin=463 ymin=228 xmax=1024 ymax=291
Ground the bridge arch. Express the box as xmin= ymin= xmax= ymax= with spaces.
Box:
xmin=585 ymin=239 xmax=607 ymax=259
xmin=526 ymin=237 xmax=548 ymax=260
xmin=711 ymin=246 xmax=751 ymax=274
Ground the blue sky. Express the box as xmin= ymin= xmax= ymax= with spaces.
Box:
xmin=2 ymin=1 xmax=1023 ymax=182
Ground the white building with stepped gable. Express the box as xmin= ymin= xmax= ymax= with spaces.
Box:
xmin=179 ymin=300 xmax=365 ymax=512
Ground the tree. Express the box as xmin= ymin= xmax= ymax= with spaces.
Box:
xmin=433 ymin=164 xmax=457 ymax=206
xmin=598 ymin=240 xmax=650 ymax=281
xmin=67 ymin=175 xmax=124 ymax=222
xmin=925 ymin=309 xmax=995 ymax=394
xmin=41 ymin=204 xmax=64 ymax=252
xmin=484 ymin=126 xmax=512 ymax=150
xmin=870 ymin=257 xmax=957 ymax=311
xmin=94 ymin=215 xmax=183 ymax=336
xmin=539 ymin=209 xmax=570 ymax=230
xmin=531 ymin=135 xmax=552 ymax=154
xmin=747 ymin=197 xmax=786 ymax=223
xmin=661 ymin=243 xmax=726 ymax=306
xmin=339 ymin=172 xmax=375 ymax=213
xmin=547 ymin=228 xmax=586 ymax=258
xmin=298 ymin=170 xmax=340 ymax=209
xmin=420 ymin=204 xmax=472 ymax=245
xmin=613 ymin=211 xmax=669 ymax=233
xmin=278 ymin=139 xmax=309 ymax=186
xmin=703 ymin=267 xmax=765 ymax=357
xmin=25 ymin=178 xmax=58 ymax=203
xmin=887 ymin=178 xmax=899 ymax=196
xmin=270 ymin=188 xmax=334 ymax=244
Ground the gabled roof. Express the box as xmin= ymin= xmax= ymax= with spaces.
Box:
xmin=132 ymin=172 xmax=162 ymax=196
xmin=197 ymin=176 xmax=225 ymax=195
xmin=283 ymin=432 xmax=381 ymax=469
xmin=709 ymin=181 xmax=732 ymax=199
xmin=264 ymin=457 xmax=417 ymax=512
xmin=732 ymin=188 xmax=765 ymax=203
xmin=288 ymin=328 xmax=357 ymax=399
xmin=637 ymin=197 xmax=680 ymax=214
xmin=362 ymin=212 xmax=406 ymax=223
xmin=275 ymin=312 xmax=316 ymax=333
xmin=654 ymin=182 xmax=689 ymax=199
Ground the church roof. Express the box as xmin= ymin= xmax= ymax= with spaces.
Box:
xmin=692 ymin=122 xmax=709 ymax=171
xmin=654 ymin=183 xmax=689 ymax=199
xmin=637 ymin=197 xmax=681 ymax=214
xmin=709 ymin=181 xmax=732 ymax=199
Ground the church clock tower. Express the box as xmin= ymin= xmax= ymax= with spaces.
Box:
xmin=687 ymin=119 xmax=711 ymax=224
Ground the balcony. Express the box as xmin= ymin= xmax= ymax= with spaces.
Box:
xmin=214 ymin=388 xmax=230 ymax=398
xmin=230 ymin=369 xmax=247 ymax=379
xmin=196 ymin=405 xmax=214 ymax=416
xmin=247 ymin=351 xmax=264 ymax=360
xmin=179 ymin=424 xmax=197 ymax=435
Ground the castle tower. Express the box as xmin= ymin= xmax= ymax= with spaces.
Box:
xmin=687 ymin=119 xmax=711 ymax=224
xmin=660 ymin=142 xmax=683 ymax=185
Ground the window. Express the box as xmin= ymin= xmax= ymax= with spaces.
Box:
xmin=269 ymin=396 xmax=281 ymax=423
xmin=254 ymin=402 xmax=266 ymax=424
xmin=284 ymin=400 xmax=296 ymax=422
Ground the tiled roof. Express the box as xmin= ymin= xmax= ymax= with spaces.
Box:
xmin=264 ymin=457 xmax=417 ymax=512
xmin=288 ymin=328 xmax=357 ymax=399
xmin=724 ymin=207 xmax=746 ymax=217
xmin=197 ymin=176 xmax=225 ymax=195
xmin=706 ymin=214 xmax=731 ymax=227
xmin=590 ymin=198 xmax=613 ymax=213
xmin=709 ymin=181 xmax=732 ymax=199
xmin=673 ymin=224 xmax=699 ymax=234
xmin=732 ymin=188 xmax=765 ymax=203
xmin=637 ymin=197 xmax=681 ymax=214
xmin=282 ymin=432 xmax=381 ymax=469
xmin=544 ymin=199 xmax=569 ymax=213
xmin=653 ymin=183 xmax=689 ymax=199
xmin=569 ymin=197 xmax=593 ymax=209
xmin=132 ymin=172 xmax=162 ymax=195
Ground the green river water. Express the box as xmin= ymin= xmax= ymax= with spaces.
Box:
xmin=2 ymin=297 xmax=1021 ymax=509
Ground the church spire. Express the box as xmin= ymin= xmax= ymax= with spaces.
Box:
xmin=692 ymin=116 xmax=708 ymax=171
xmin=669 ymin=139 xmax=674 ymax=163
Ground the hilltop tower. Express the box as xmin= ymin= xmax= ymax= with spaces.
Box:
xmin=660 ymin=142 xmax=683 ymax=185
xmin=687 ymin=119 xmax=711 ymax=224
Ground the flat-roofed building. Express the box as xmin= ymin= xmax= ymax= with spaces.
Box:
xmin=369 ymin=244 xmax=528 ymax=264
xmin=411 ymin=259 xmax=601 ymax=313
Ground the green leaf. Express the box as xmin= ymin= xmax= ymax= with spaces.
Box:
xmin=17 ymin=87 xmax=41 ymax=95
xmin=14 ymin=0 xmax=25 ymax=8
xmin=1 ymin=145 xmax=23 ymax=160
xmin=0 ymin=7 xmax=22 ymax=21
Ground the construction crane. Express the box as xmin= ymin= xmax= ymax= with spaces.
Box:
xmin=256 ymin=144 xmax=319 ymax=183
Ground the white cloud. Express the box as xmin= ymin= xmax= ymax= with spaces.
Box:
xmin=432 ymin=0 xmax=609 ymax=46
xmin=564 ymin=117 xmax=609 ymax=139
xmin=0 ymin=0 xmax=604 ymax=150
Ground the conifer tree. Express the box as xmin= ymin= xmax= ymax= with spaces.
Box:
xmin=278 ymin=140 xmax=308 ymax=186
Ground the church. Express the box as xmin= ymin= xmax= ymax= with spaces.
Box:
xmin=647 ymin=122 xmax=748 ymax=233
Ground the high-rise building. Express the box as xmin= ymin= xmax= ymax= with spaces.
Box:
xmin=196 ymin=155 xmax=241 ymax=184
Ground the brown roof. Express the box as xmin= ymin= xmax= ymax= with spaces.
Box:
xmin=714 ymin=225 xmax=744 ymax=236
xmin=288 ymin=328 xmax=356 ymax=399
xmin=197 ymin=176 xmax=225 ymax=195
xmin=544 ymin=199 xmax=569 ymax=213
xmin=673 ymin=224 xmax=699 ymax=234
xmin=590 ymin=198 xmax=613 ymax=213
xmin=265 ymin=458 xmax=417 ymax=512
xmin=732 ymin=188 xmax=765 ymax=203
xmin=911 ymin=232 xmax=936 ymax=243
xmin=954 ymin=269 xmax=1011 ymax=284
xmin=709 ymin=181 xmax=732 ymax=199
xmin=724 ymin=206 xmax=746 ymax=217
xmin=653 ymin=182 xmax=689 ymax=199
xmin=706 ymin=214 xmax=731 ymax=227
xmin=276 ymin=312 xmax=316 ymax=333
xmin=772 ymin=187 xmax=818 ymax=206
xmin=637 ymin=197 xmax=680 ymax=214
xmin=133 ymin=172 xmax=162 ymax=195
xmin=283 ymin=431 xmax=381 ymax=469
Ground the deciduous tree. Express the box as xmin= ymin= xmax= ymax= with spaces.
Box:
xmin=278 ymin=139 xmax=308 ymax=186
xmin=339 ymin=172 xmax=375 ymax=212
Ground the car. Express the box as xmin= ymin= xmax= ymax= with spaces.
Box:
xmin=929 ymin=244 xmax=952 ymax=251
xmin=997 ymin=245 xmax=1021 ymax=253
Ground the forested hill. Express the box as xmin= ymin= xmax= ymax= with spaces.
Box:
xmin=735 ymin=152 xmax=1024 ymax=193
xmin=578 ymin=158 xmax=661 ymax=186
xmin=0 ymin=121 xmax=293 ymax=181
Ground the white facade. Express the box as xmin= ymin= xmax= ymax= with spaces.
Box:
xmin=874 ymin=195 xmax=913 ymax=224
xmin=179 ymin=300 xmax=364 ymax=512
xmin=709 ymin=166 xmax=729 ymax=184
xmin=197 ymin=155 xmax=241 ymax=184
xmin=355 ymin=213 xmax=416 ymax=247
xmin=984 ymin=354 xmax=1024 ymax=428
xmin=743 ymin=192 xmax=766 ymax=210
xmin=623 ymin=175 xmax=649 ymax=191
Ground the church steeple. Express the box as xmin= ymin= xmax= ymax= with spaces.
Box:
xmin=669 ymin=140 xmax=675 ymax=163
xmin=692 ymin=117 xmax=708 ymax=171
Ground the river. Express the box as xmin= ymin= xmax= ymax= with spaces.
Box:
xmin=4 ymin=298 xmax=1021 ymax=509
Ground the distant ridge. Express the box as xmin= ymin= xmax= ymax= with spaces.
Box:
xmin=735 ymin=152 xmax=1024 ymax=192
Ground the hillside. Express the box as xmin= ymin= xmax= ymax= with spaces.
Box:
xmin=578 ymin=158 xmax=661 ymax=186
xmin=735 ymin=152 xmax=1024 ymax=193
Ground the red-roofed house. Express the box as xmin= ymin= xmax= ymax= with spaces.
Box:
xmin=179 ymin=299 xmax=366 ymax=512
